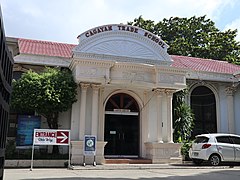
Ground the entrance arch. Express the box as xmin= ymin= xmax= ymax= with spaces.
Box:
xmin=104 ymin=93 xmax=140 ymax=157
xmin=190 ymin=86 xmax=217 ymax=136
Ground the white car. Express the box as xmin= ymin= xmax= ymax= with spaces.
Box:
xmin=189 ymin=133 xmax=240 ymax=166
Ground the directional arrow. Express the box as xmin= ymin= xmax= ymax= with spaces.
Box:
xmin=58 ymin=132 xmax=68 ymax=142
xmin=56 ymin=131 xmax=69 ymax=144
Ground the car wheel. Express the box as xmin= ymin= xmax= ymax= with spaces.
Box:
xmin=209 ymin=154 xmax=221 ymax=166
xmin=192 ymin=159 xmax=203 ymax=165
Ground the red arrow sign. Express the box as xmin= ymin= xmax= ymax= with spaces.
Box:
xmin=56 ymin=131 xmax=69 ymax=144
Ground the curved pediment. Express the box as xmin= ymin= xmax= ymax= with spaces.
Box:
xmin=73 ymin=24 xmax=172 ymax=65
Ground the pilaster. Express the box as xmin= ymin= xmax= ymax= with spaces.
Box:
xmin=79 ymin=83 xmax=90 ymax=140
xmin=225 ymin=86 xmax=236 ymax=133
xmin=141 ymin=91 xmax=149 ymax=156
xmin=91 ymin=84 xmax=101 ymax=137
xmin=166 ymin=89 xmax=175 ymax=143
xmin=155 ymin=88 xmax=165 ymax=143
xmin=98 ymin=87 xmax=105 ymax=141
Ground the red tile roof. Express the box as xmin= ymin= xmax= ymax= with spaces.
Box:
xmin=17 ymin=38 xmax=240 ymax=74
xmin=18 ymin=38 xmax=76 ymax=58
xmin=171 ymin=55 xmax=240 ymax=74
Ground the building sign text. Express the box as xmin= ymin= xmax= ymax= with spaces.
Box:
xmin=81 ymin=24 xmax=167 ymax=50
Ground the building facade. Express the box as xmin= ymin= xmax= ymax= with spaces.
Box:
xmin=10 ymin=24 xmax=240 ymax=164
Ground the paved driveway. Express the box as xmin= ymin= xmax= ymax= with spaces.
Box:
xmin=4 ymin=164 xmax=240 ymax=180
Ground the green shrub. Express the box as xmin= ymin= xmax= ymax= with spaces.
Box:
xmin=181 ymin=140 xmax=193 ymax=161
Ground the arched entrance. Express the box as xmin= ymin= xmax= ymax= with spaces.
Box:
xmin=104 ymin=93 xmax=140 ymax=157
xmin=191 ymin=86 xmax=217 ymax=136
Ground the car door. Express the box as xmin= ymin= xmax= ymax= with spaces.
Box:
xmin=215 ymin=136 xmax=235 ymax=161
xmin=230 ymin=136 xmax=240 ymax=161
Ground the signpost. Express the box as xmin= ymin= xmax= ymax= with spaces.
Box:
xmin=83 ymin=135 xmax=96 ymax=166
xmin=31 ymin=129 xmax=71 ymax=170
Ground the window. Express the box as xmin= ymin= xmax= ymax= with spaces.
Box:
xmin=216 ymin=136 xmax=232 ymax=144
xmin=195 ymin=136 xmax=209 ymax=143
xmin=230 ymin=137 xmax=240 ymax=145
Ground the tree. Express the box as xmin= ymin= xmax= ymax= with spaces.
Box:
xmin=11 ymin=68 xmax=77 ymax=153
xmin=128 ymin=15 xmax=240 ymax=64
xmin=173 ymin=90 xmax=194 ymax=143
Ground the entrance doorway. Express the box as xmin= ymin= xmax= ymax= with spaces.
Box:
xmin=104 ymin=93 xmax=140 ymax=157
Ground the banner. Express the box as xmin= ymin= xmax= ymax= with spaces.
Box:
xmin=16 ymin=115 xmax=41 ymax=146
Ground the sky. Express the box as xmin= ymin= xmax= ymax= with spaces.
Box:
xmin=1 ymin=0 xmax=240 ymax=44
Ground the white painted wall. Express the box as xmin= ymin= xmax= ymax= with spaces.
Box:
xmin=218 ymin=84 xmax=229 ymax=133
xmin=234 ymin=86 xmax=240 ymax=135
xmin=58 ymin=110 xmax=71 ymax=130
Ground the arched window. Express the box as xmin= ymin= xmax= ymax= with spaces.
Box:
xmin=191 ymin=86 xmax=217 ymax=136
xmin=105 ymin=93 xmax=139 ymax=112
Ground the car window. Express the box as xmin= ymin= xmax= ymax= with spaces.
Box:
xmin=216 ymin=136 xmax=232 ymax=144
xmin=231 ymin=137 xmax=240 ymax=145
xmin=195 ymin=136 xmax=209 ymax=143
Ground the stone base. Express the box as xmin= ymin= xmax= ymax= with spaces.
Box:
xmin=71 ymin=141 xmax=107 ymax=165
xmin=145 ymin=142 xmax=182 ymax=164
xmin=5 ymin=160 xmax=67 ymax=168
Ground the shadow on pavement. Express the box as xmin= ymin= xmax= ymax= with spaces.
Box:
xmin=171 ymin=161 xmax=240 ymax=168
xmin=19 ymin=169 xmax=240 ymax=180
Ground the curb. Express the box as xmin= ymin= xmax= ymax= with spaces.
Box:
xmin=70 ymin=163 xmax=238 ymax=170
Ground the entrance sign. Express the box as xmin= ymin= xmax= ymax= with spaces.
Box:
xmin=30 ymin=129 xmax=71 ymax=171
xmin=33 ymin=129 xmax=70 ymax=145
xmin=84 ymin=135 xmax=96 ymax=156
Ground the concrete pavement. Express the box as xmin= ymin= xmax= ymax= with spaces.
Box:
xmin=3 ymin=163 xmax=240 ymax=180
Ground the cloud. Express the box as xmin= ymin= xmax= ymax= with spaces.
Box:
xmin=1 ymin=0 xmax=238 ymax=43
xmin=20 ymin=3 xmax=43 ymax=17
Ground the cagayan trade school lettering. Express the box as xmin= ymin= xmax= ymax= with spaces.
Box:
xmin=85 ymin=25 xmax=138 ymax=37
xmin=143 ymin=32 xmax=165 ymax=49
xmin=85 ymin=25 xmax=113 ymax=37
xmin=84 ymin=25 xmax=166 ymax=49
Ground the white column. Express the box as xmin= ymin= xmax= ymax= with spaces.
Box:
xmin=91 ymin=84 xmax=101 ymax=137
xmin=226 ymin=87 xmax=236 ymax=134
xmin=166 ymin=90 xmax=174 ymax=143
xmin=79 ymin=83 xmax=90 ymax=140
xmin=156 ymin=89 xmax=164 ymax=143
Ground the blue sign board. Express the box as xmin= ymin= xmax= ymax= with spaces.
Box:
xmin=16 ymin=115 xmax=41 ymax=146
xmin=84 ymin=135 xmax=96 ymax=156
